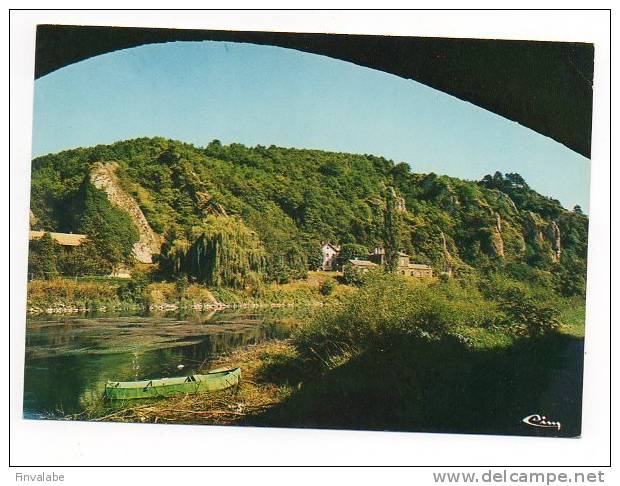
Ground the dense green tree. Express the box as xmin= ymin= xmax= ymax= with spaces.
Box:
xmin=383 ymin=186 xmax=401 ymax=273
xmin=342 ymin=263 xmax=367 ymax=286
xmin=337 ymin=243 xmax=369 ymax=266
xmin=58 ymin=241 xmax=114 ymax=276
xmin=28 ymin=232 xmax=60 ymax=279
xmin=306 ymin=246 xmax=324 ymax=271
xmin=185 ymin=215 xmax=265 ymax=288
xmin=158 ymin=229 xmax=190 ymax=279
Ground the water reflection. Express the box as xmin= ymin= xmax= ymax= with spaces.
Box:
xmin=23 ymin=308 xmax=300 ymax=418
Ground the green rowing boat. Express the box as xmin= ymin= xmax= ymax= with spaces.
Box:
xmin=104 ymin=367 xmax=241 ymax=400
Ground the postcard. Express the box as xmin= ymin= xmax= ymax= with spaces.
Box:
xmin=24 ymin=24 xmax=592 ymax=438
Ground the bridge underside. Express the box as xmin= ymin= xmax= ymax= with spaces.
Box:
xmin=34 ymin=25 xmax=594 ymax=158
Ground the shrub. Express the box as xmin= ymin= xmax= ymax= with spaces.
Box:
xmin=341 ymin=263 xmax=368 ymax=286
xmin=117 ymin=272 xmax=150 ymax=302
xmin=318 ymin=279 xmax=336 ymax=296
xmin=28 ymin=233 xmax=60 ymax=280
xmin=294 ymin=273 xmax=504 ymax=366
xmin=174 ymin=275 xmax=189 ymax=299
xmin=498 ymin=287 xmax=560 ymax=336
xmin=58 ymin=241 xmax=114 ymax=276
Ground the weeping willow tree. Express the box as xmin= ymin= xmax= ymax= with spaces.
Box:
xmin=158 ymin=228 xmax=190 ymax=279
xmin=185 ymin=215 xmax=266 ymax=289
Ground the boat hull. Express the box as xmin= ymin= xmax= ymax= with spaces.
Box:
xmin=105 ymin=367 xmax=241 ymax=400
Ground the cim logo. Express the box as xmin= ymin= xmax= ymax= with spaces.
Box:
xmin=522 ymin=414 xmax=561 ymax=431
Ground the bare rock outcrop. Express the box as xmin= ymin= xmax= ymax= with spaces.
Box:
xmin=440 ymin=231 xmax=454 ymax=274
xmin=29 ymin=210 xmax=38 ymax=229
xmin=90 ymin=162 xmax=161 ymax=263
xmin=545 ymin=221 xmax=562 ymax=262
xmin=497 ymin=191 xmax=518 ymax=213
xmin=490 ymin=212 xmax=505 ymax=258
xmin=523 ymin=211 xmax=561 ymax=262
xmin=523 ymin=211 xmax=546 ymax=245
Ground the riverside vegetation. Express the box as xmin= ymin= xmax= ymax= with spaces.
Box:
xmin=75 ymin=272 xmax=585 ymax=434
xmin=27 ymin=138 xmax=588 ymax=432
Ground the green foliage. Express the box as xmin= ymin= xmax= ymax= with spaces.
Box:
xmin=306 ymin=246 xmax=324 ymax=271
xmin=294 ymin=273 xmax=505 ymax=365
xmin=29 ymin=138 xmax=588 ymax=291
xmin=116 ymin=272 xmax=150 ymax=302
xmin=294 ymin=270 xmax=573 ymax=370
xmin=58 ymin=241 xmax=115 ymax=276
xmin=28 ymin=232 xmax=60 ymax=279
xmin=174 ymin=274 xmax=189 ymax=299
xmin=74 ymin=179 xmax=139 ymax=270
xmin=265 ymin=245 xmax=309 ymax=284
xmin=318 ymin=279 xmax=336 ymax=296
xmin=478 ymin=272 xmax=561 ymax=336
xmin=553 ymin=264 xmax=586 ymax=297
xmin=186 ymin=215 xmax=265 ymax=288
xmin=157 ymin=229 xmax=189 ymax=279
xmin=159 ymin=215 xmax=265 ymax=289
xmin=341 ymin=263 xmax=369 ymax=286
xmin=383 ymin=186 xmax=401 ymax=273
xmin=498 ymin=287 xmax=561 ymax=336
xmin=337 ymin=243 xmax=368 ymax=266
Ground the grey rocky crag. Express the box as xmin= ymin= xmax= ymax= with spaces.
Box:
xmin=90 ymin=162 xmax=161 ymax=263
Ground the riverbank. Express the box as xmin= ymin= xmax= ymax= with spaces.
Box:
xmin=42 ymin=270 xmax=586 ymax=435
xmin=72 ymin=320 xmax=585 ymax=433
xmin=72 ymin=339 xmax=298 ymax=425
xmin=27 ymin=272 xmax=354 ymax=315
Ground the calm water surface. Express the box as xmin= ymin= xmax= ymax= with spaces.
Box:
xmin=23 ymin=308 xmax=300 ymax=418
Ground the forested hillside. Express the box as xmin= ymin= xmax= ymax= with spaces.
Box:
xmin=29 ymin=137 xmax=588 ymax=295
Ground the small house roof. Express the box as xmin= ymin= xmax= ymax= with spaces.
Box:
xmin=407 ymin=263 xmax=432 ymax=270
xmin=29 ymin=230 xmax=87 ymax=246
xmin=349 ymin=259 xmax=378 ymax=268
xmin=322 ymin=242 xmax=340 ymax=251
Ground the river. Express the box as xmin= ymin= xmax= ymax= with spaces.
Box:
xmin=23 ymin=308 xmax=301 ymax=418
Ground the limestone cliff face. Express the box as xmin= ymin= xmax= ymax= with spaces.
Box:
xmin=90 ymin=162 xmax=161 ymax=263
xmin=523 ymin=211 xmax=561 ymax=262
xmin=495 ymin=191 xmax=518 ymax=213
xmin=440 ymin=231 xmax=453 ymax=273
xmin=490 ymin=212 xmax=505 ymax=258
xmin=524 ymin=211 xmax=546 ymax=244
xmin=545 ymin=220 xmax=562 ymax=262
xmin=29 ymin=210 xmax=38 ymax=229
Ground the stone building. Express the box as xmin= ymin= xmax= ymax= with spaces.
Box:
xmin=322 ymin=243 xmax=432 ymax=277
xmin=368 ymin=248 xmax=433 ymax=277
xmin=347 ymin=258 xmax=379 ymax=273
xmin=402 ymin=263 xmax=433 ymax=278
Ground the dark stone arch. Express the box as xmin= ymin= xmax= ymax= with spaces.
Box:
xmin=34 ymin=24 xmax=593 ymax=158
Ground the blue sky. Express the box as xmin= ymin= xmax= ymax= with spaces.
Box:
xmin=32 ymin=41 xmax=591 ymax=212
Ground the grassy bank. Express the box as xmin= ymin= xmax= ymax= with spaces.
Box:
xmin=26 ymin=278 xmax=139 ymax=314
xmin=27 ymin=272 xmax=352 ymax=314
xmin=210 ymin=272 xmax=354 ymax=305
